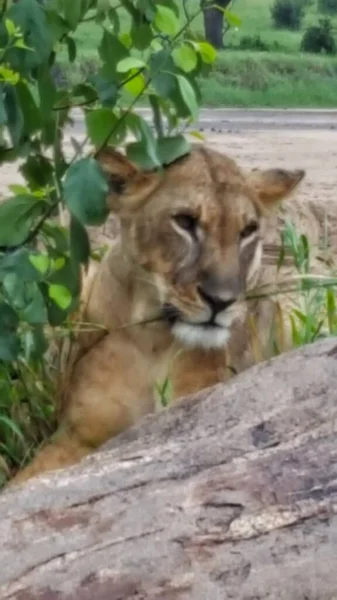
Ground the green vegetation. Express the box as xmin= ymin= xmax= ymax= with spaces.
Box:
xmin=0 ymin=0 xmax=216 ymax=485
xmin=200 ymin=50 xmax=337 ymax=107
xmin=274 ymin=222 xmax=337 ymax=350
xmin=57 ymin=0 xmax=337 ymax=108
xmin=301 ymin=17 xmax=337 ymax=54
xmin=0 ymin=0 xmax=336 ymax=488
xmin=271 ymin=0 xmax=306 ymax=30
xmin=318 ymin=0 xmax=337 ymax=14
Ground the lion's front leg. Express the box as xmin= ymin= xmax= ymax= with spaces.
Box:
xmin=8 ymin=428 xmax=93 ymax=487
xmin=9 ymin=334 xmax=155 ymax=486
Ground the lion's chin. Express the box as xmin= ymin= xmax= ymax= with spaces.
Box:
xmin=171 ymin=321 xmax=231 ymax=350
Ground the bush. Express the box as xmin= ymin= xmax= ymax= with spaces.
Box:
xmin=301 ymin=18 xmax=336 ymax=54
xmin=271 ymin=0 xmax=305 ymax=29
xmin=0 ymin=0 xmax=218 ymax=485
xmin=318 ymin=0 xmax=337 ymax=14
xmin=238 ymin=35 xmax=270 ymax=52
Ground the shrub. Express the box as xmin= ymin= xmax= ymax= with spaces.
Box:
xmin=271 ymin=0 xmax=305 ymax=29
xmin=301 ymin=18 xmax=336 ymax=54
xmin=0 ymin=0 xmax=218 ymax=485
xmin=318 ymin=0 xmax=337 ymax=14
xmin=238 ymin=35 xmax=270 ymax=51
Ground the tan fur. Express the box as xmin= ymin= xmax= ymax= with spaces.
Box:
xmin=10 ymin=146 xmax=307 ymax=486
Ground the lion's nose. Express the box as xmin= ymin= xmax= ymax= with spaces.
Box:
xmin=197 ymin=286 xmax=236 ymax=314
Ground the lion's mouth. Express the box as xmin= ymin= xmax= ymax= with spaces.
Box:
xmin=162 ymin=304 xmax=223 ymax=330
xmin=162 ymin=303 xmax=181 ymax=325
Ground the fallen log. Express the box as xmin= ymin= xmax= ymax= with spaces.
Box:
xmin=1 ymin=338 xmax=337 ymax=600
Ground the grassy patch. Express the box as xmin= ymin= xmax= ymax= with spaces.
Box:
xmin=200 ymin=50 xmax=337 ymax=107
xmin=0 ymin=359 xmax=56 ymax=487
xmin=59 ymin=0 xmax=337 ymax=108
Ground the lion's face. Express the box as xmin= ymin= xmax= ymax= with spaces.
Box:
xmin=98 ymin=146 xmax=305 ymax=349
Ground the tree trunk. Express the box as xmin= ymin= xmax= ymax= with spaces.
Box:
xmin=202 ymin=0 xmax=231 ymax=48
xmin=1 ymin=338 xmax=337 ymax=599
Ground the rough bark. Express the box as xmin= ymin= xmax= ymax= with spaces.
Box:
xmin=1 ymin=338 xmax=337 ymax=599
xmin=202 ymin=0 xmax=231 ymax=48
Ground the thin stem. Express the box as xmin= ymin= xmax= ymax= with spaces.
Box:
xmin=0 ymin=200 xmax=60 ymax=254
xmin=53 ymin=67 xmax=145 ymax=112
xmin=93 ymin=81 xmax=151 ymax=156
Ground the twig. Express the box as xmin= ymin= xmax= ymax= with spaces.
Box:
xmin=0 ymin=200 xmax=60 ymax=254
xmin=53 ymin=67 xmax=145 ymax=112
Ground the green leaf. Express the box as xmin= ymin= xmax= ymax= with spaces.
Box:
xmin=5 ymin=18 xmax=17 ymax=36
xmin=64 ymin=0 xmax=83 ymax=29
xmin=53 ymin=257 xmax=66 ymax=271
xmin=23 ymin=324 xmax=47 ymax=361
xmin=22 ymin=283 xmax=48 ymax=325
xmin=85 ymin=108 xmax=118 ymax=147
xmin=41 ymin=222 xmax=69 ymax=255
xmin=0 ymin=195 xmax=43 ymax=247
xmin=20 ymin=155 xmax=54 ymax=190
xmin=125 ymin=72 xmax=146 ymax=96
xmin=16 ymin=82 xmax=41 ymax=135
xmin=48 ymin=284 xmax=72 ymax=310
xmin=37 ymin=66 xmax=57 ymax=119
xmin=0 ymin=303 xmax=20 ymax=361
xmin=172 ymin=45 xmax=197 ymax=73
xmin=127 ymin=114 xmax=160 ymax=168
xmin=2 ymin=273 xmax=26 ymax=310
xmin=149 ymin=49 xmax=177 ymax=96
xmin=4 ymin=86 xmax=24 ymax=147
xmin=138 ymin=0 xmax=156 ymax=20
xmin=154 ymin=5 xmax=180 ymax=36
xmin=99 ymin=30 xmax=128 ymax=80
xmin=90 ymin=74 xmax=117 ymax=108
xmin=223 ymin=9 xmax=242 ymax=27
xmin=63 ymin=157 xmax=109 ymax=226
xmin=97 ymin=0 xmax=111 ymax=12
xmin=131 ymin=22 xmax=152 ymax=50
xmin=5 ymin=0 xmax=53 ymax=73
xmin=126 ymin=142 xmax=158 ymax=170
xmin=29 ymin=254 xmax=50 ymax=275
xmin=176 ymin=75 xmax=199 ymax=120
xmin=2 ymin=275 xmax=47 ymax=324
xmin=0 ymin=332 xmax=21 ymax=361
xmin=72 ymin=83 xmax=97 ymax=104
xmin=70 ymin=216 xmax=90 ymax=266
xmin=0 ymin=92 xmax=6 ymax=127
xmin=117 ymin=57 xmax=146 ymax=73
xmin=107 ymin=7 xmax=120 ymax=35
xmin=157 ymin=135 xmax=191 ymax=165
xmin=196 ymin=41 xmax=217 ymax=64
xmin=119 ymin=32 xmax=132 ymax=49
xmin=0 ymin=249 xmax=42 ymax=282
xmin=189 ymin=130 xmax=205 ymax=141
xmin=65 ymin=36 xmax=77 ymax=62
xmin=0 ymin=415 xmax=24 ymax=440
xmin=326 ymin=288 xmax=336 ymax=333
xmin=152 ymin=72 xmax=177 ymax=98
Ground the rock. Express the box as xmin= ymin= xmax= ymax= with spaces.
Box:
xmin=1 ymin=338 xmax=337 ymax=599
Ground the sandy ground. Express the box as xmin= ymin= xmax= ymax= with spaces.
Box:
xmin=1 ymin=109 xmax=336 ymax=245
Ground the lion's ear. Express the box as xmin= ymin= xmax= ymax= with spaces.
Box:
xmin=247 ymin=168 xmax=305 ymax=210
xmin=96 ymin=147 xmax=161 ymax=213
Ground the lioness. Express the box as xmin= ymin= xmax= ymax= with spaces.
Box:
xmin=10 ymin=145 xmax=305 ymax=486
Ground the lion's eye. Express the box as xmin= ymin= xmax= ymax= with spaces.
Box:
xmin=240 ymin=221 xmax=259 ymax=240
xmin=172 ymin=213 xmax=198 ymax=235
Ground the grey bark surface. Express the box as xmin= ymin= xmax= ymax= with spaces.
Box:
xmin=1 ymin=338 xmax=337 ymax=599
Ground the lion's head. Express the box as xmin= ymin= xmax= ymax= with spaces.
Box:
xmin=97 ymin=145 xmax=305 ymax=349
